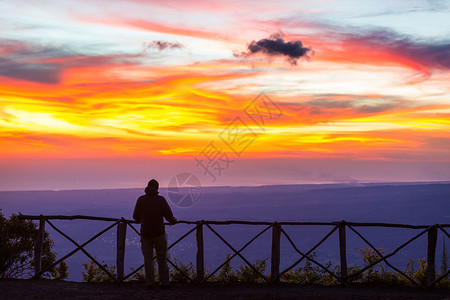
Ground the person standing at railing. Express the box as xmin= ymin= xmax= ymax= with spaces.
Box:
xmin=133 ymin=179 xmax=177 ymax=289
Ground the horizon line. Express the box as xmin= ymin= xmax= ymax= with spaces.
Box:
xmin=1 ymin=180 xmax=450 ymax=193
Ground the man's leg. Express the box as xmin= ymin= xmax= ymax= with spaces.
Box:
xmin=154 ymin=234 xmax=169 ymax=286
xmin=141 ymin=236 xmax=155 ymax=286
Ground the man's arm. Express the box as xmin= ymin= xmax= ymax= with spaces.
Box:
xmin=161 ymin=198 xmax=177 ymax=225
xmin=133 ymin=198 xmax=141 ymax=223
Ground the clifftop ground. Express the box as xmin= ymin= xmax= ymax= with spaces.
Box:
xmin=1 ymin=279 xmax=449 ymax=300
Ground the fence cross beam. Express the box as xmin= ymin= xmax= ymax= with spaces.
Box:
xmin=278 ymin=225 xmax=339 ymax=280
xmin=166 ymin=258 xmax=195 ymax=283
xmin=205 ymin=223 xmax=269 ymax=282
xmin=43 ymin=218 xmax=119 ymax=281
xmin=346 ymin=224 xmax=419 ymax=287
xmin=123 ymin=220 xmax=140 ymax=236
xmin=346 ymin=225 xmax=433 ymax=280
xmin=203 ymin=224 xmax=272 ymax=282
xmin=437 ymin=225 xmax=449 ymax=238
xmin=123 ymin=225 xmax=197 ymax=281
xmin=428 ymin=269 xmax=449 ymax=288
xmin=279 ymin=227 xmax=345 ymax=284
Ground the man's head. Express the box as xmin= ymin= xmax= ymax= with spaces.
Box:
xmin=147 ymin=179 xmax=159 ymax=191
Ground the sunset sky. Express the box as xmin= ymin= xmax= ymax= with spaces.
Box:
xmin=1 ymin=0 xmax=449 ymax=191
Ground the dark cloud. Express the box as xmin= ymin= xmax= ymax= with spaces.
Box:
xmin=144 ymin=40 xmax=184 ymax=51
xmin=0 ymin=39 xmax=142 ymax=84
xmin=275 ymin=18 xmax=449 ymax=76
xmin=356 ymin=102 xmax=401 ymax=113
xmin=344 ymin=29 xmax=450 ymax=72
xmin=0 ymin=40 xmax=68 ymax=84
xmin=304 ymin=99 xmax=353 ymax=109
xmin=237 ymin=32 xmax=313 ymax=65
xmin=0 ymin=57 xmax=61 ymax=84
xmin=299 ymin=95 xmax=405 ymax=114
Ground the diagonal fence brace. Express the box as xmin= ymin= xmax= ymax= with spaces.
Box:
xmin=437 ymin=225 xmax=449 ymax=238
xmin=203 ymin=224 xmax=273 ymax=282
xmin=35 ymin=218 xmax=119 ymax=277
xmin=123 ymin=225 xmax=197 ymax=281
xmin=346 ymin=224 xmax=420 ymax=287
xmin=43 ymin=218 xmax=118 ymax=281
xmin=280 ymin=227 xmax=345 ymax=284
xmin=346 ymin=225 xmax=433 ymax=280
xmin=278 ymin=225 xmax=339 ymax=280
xmin=205 ymin=223 xmax=270 ymax=282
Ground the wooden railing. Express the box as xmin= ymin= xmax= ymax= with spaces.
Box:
xmin=19 ymin=215 xmax=450 ymax=288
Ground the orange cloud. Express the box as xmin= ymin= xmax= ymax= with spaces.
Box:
xmin=1 ymin=27 xmax=449 ymax=163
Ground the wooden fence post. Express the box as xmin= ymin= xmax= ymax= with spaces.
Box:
xmin=116 ymin=221 xmax=127 ymax=282
xmin=196 ymin=221 xmax=204 ymax=282
xmin=34 ymin=217 xmax=45 ymax=279
xmin=339 ymin=222 xmax=348 ymax=280
xmin=427 ymin=226 xmax=438 ymax=286
xmin=271 ymin=223 xmax=281 ymax=283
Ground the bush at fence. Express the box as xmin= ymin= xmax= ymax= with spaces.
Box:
xmin=0 ymin=210 xmax=68 ymax=280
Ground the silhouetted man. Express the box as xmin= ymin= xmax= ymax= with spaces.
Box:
xmin=133 ymin=179 xmax=177 ymax=289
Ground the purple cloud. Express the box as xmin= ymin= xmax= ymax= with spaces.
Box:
xmin=144 ymin=40 xmax=184 ymax=51
xmin=344 ymin=29 xmax=450 ymax=72
xmin=0 ymin=39 xmax=142 ymax=84
xmin=237 ymin=32 xmax=313 ymax=65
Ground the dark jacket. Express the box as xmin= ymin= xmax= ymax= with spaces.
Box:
xmin=133 ymin=189 xmax=177 ymax=237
